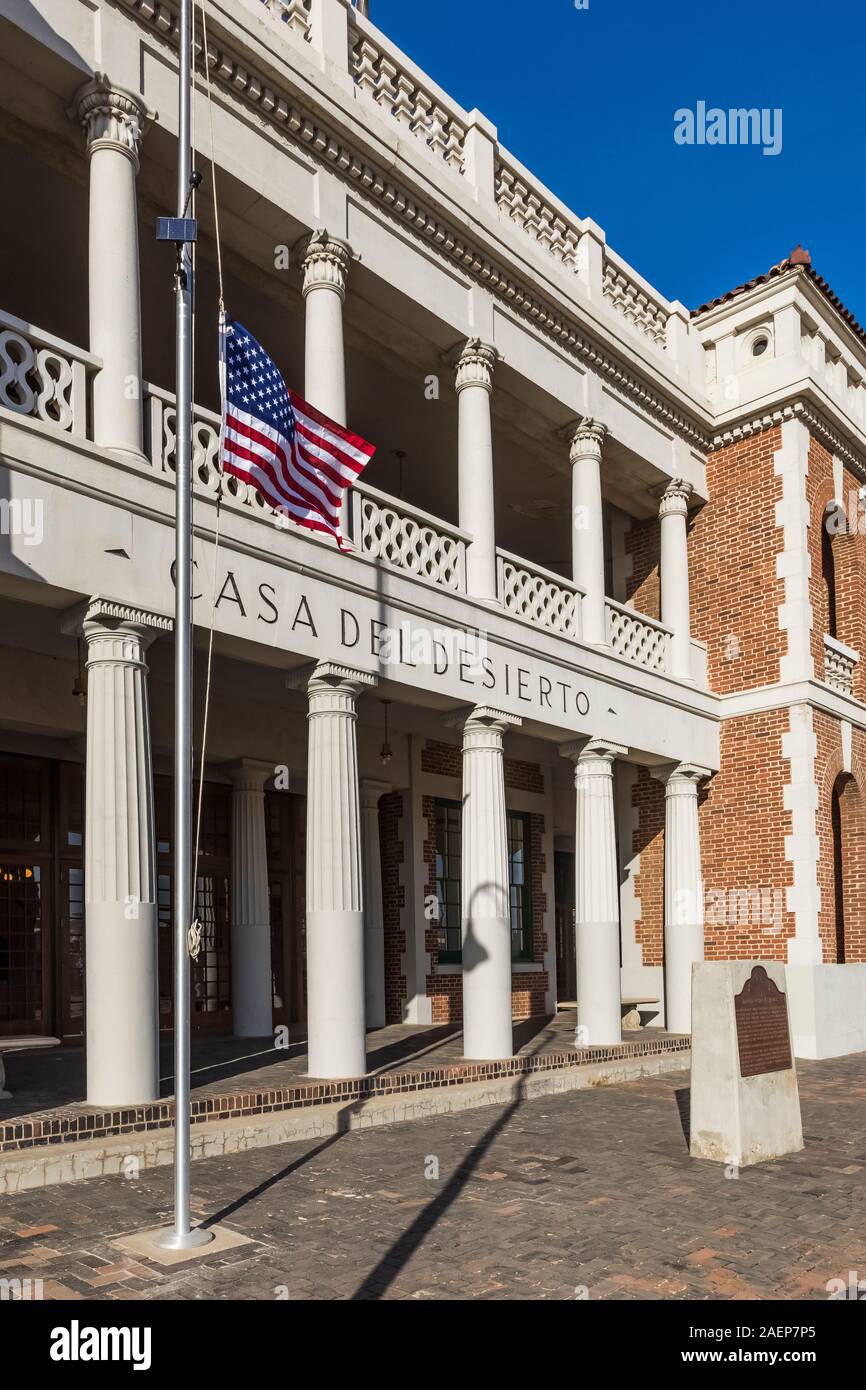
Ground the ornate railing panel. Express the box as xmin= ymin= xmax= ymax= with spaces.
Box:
xmin=824 ymin=634 xmax=858 ymax=695
xmin=606 ymin=598 xmax=671 ymax=672
xmin=351 ymin=484 xmax=468 ymax=591
xmin=497 ymin=550 xmax=582 ymax=638
xmin=0 ymin=310 xmax=98 ymax=437
xmin=602 ymin=252 xmax=669 ymax=347
xmin=494 ymin=157 xmax=582 ymax=271
xmin=349 ymin=21 xmax=466 ymax=171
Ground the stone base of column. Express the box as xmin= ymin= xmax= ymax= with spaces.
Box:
xmin=306 ymin=909 xmax=366 ymax=1078
xmin=85 ymin=902 xmax=159 ymax=1106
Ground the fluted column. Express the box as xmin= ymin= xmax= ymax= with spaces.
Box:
xmin=227 ymin=760 xmax=274 ymax=1038
xmin=663 ymin=763 xmax=710 ymax=1033
xmin=659 ymin=479 xmax=694 ymax=680
xmin=455 ymin=339 xmax=499 ymax=603
xmin=298 ymin=229 xmax=352 ymax=534
xmin=360 ymin=779 xmax=391 ymax=1029
xmin=458 ymin=706 xmax=522 ymax=1058
xmin=569 ymin=418 xmax=608 ymax=644
xmin=82 ymin=597 xmax=169 ymax=1105
xmin=301 ymin=661 xmax=377 ymax=1076
xmin=561 ymin=738 xmax=627 ymax=1046
xmin=73 ymin=76 xmax=150 ymax=458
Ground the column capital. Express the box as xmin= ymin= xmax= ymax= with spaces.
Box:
xmin=453 ymin=337 xmax=498 ymax=394
xmin=287 ymin=660 xmax=377 ymax=695
xmin=72 ymin=74 xmax=153 ymax=168
xmin=652 ymin=760 xmax=712 ymax=793
xmin=560 ymin=736 xmax=627 ymax=769
xmin=63 ymin=595 xmax=173 ymax=647
xmin=224 ymin=758 xmax=275 ymax=791
xmin=360 ymin=778 xmax=393 ymax=810
xmin=658 ymin=478 xmax=693 ymax=518
xmin=564 ymin=416 xmax=607 ymax=463
xmin=447 ymin=705 xmax=522 ymax=739
xmin=296 ymin=228 xmax=353 ymax=301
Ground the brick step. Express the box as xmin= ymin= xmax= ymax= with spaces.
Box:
xmin=0 ymin=1041 xmax=690 ymax=1193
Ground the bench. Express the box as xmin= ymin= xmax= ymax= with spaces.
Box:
xmin=0 ymin=1036 xmax=61 ymax=1099
xmin=620 ymin=997 xmax=661 ymax=1031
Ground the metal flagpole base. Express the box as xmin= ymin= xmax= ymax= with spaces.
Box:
xmin=153 ymin=1226 xmax=215 ymax=1252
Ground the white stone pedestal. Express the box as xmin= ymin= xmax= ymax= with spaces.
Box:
xmin=690 ymin=961 xmax=803 ymax=1167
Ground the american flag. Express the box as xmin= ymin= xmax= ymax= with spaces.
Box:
xmin=220 ymin=317 xmax=375 ymax=548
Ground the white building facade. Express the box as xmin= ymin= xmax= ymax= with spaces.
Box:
xmin=0 ymin=0 xmax=862 ymax=1106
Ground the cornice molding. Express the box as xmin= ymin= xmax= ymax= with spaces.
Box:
xmin=115 ymin=0 xmax=711 ymax=453
xmin=709 ymin=397 xmax=866 ymax=483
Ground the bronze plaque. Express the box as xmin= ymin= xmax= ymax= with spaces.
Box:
xmin=734 ymin=966 xmax=793 ymax=1078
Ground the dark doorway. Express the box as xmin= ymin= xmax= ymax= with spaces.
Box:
xmin=554 ymin=849 xmax=576 ymax=1004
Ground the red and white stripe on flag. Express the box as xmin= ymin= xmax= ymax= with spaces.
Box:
xmin=222 ymin=391 xmax=375 ymax=550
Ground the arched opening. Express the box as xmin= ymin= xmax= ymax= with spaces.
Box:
xmin=830 ymin=772 xmax=866 ymax=963
xmin=831 ymin=776 xmax=846 ymax=962
xmin=822 ymin=517 xmax=838 ymax=639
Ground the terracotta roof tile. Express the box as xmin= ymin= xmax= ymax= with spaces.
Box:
xmin=691 ymin=246 xmax=866 ymax=349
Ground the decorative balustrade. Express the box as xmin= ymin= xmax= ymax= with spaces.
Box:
xmin=824 ymin=634 xmax=859 ymax=695
xmin=497 ymin=550 xmax=582 ymax=638
xmin=258 ymin=0 xmax=312 ymax=40
xmin=145 ymin=386 xmax=270 ymax=516
xmin=606 ymin=599 xmax=671 ymax=672
xmin=350 ymin=483 xmax=468 ymax=591
xmin=0 ymin=310 xmax=99 ymax=437
xmin=349 ymin=20 xmax=467 ymax=171
xmin=494 ymin=156 xmax=583 ymax=272
xmin=602 ymin=252 xmax=669 ymax=347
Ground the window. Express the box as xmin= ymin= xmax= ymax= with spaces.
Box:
xmin=434 ymin=800 xmax=462 ymax=962
xmin=508 ymin=812 xmax=534 ymax=962
xmin=434 ymin=800 xmax=534 ymax=964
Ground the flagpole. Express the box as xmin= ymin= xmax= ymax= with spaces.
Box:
xmin=157 ymin=0 xmax=212 ymax=1252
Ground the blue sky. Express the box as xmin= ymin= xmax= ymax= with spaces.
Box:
xmin=369 ymin=0 xmax=866 ymax=323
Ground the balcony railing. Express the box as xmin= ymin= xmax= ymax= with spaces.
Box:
xmin=824 ymin=634 xmax=859 ymax=695
xmin=348 ymin=9 xmax=467 ymax=172
xmin=349 ymin=482 xmax=468 ymax=591
xmin=1 ymin=311 xmax=693 ymax=683
xmin=496 ymin=549 xmax=582 ymax=639
xmin=606 ymin=598 xmax=672 ymax=673
xmin=0 ymin=309 xmax=99 ymax=438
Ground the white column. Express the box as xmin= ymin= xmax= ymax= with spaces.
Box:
xmin=298 ymin=229 xmax=352 ymax=535
xmin=81 ymin=597 xmax=167 ymax=1105
xmin=458 ymin=706 xmax=522 ymax=1059
xmin=301 ymin=661 xmax=377 ymax=1077
xmin=561 ymin=738 xmax=627 ymax=1046
xmin=659 ymin=479 xmax=694 ymax=680
xmin=298 ymin=229 xmax=352 ymax=424
xmin=360 ymin=779 xmax=391 ymax=1029
xmin=455 ymin=339 xmax=499 ymax=603
xmin=227 ymin=760 xmax=274 ymax=1038
xmin=74 ymin=77 xmax=150 ymax=458
xmin=663 ymin=763 xmax=709 ymax=1034
xmin=569 ymin=418 xmax=608 ymax=644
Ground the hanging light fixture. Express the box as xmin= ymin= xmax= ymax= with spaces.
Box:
xmin=380 ymin=699 xmax=393 ymax=766
xmin=72 ymin=637 xmax=87 ymax=707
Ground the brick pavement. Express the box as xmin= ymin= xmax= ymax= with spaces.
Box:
xmin=0 ymin=1055 xmax=864 ymax=1301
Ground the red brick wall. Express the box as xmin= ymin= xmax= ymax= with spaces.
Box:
xmin=421 ymin=739 xmax=545 ymax=795
xmin=632 ymin=768 xmax=664 ymax=967
xmin=699 ymin=709 xmax=794 ymax=960
xmin=625 ymin=516 xmax=661 ymax=619
xmin=689 ymin=427 xmax=786 ymax=694
xmin=379 ymin=791 xmax=406 ymax=1024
